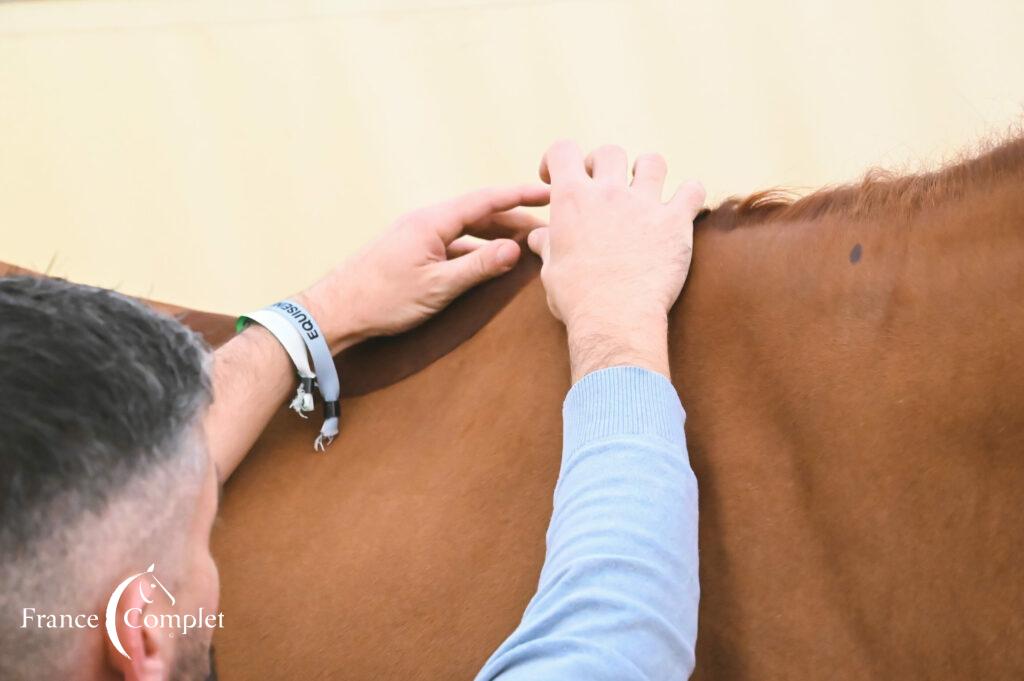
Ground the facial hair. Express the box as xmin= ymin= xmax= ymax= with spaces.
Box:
xmin=168 ymin=632 xmax=215 ymax=681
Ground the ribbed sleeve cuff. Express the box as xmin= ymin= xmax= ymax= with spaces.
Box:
xmin=562 ymin=366 xmax=686 ymax=452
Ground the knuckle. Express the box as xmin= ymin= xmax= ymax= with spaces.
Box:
xmin=394 ymin=209 xmax=418 ymax=227
xmin=405 ymin=206 xmax=437 ymax=228
xmin=474 ymin=253 xmax=491 ymax=277
xmin=636 ymin=152 xmax=667 ymax=170
xmin=424 ymin=267 xmax=449 ymax=296
xmin=682 ymin=180 xmax=706 ymax=202
xmin=549 ymin=138 xmax=578 ymax=154
xmin=595 ymin=144 xmax=626 ymax=158
xmin=559 ymin=179 xmax=589 ymax=197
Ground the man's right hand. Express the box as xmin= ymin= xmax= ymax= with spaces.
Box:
xmin=527 ymin=141 xmax=705 ymax=382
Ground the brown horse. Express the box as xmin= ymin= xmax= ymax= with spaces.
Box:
xmin=5 ymin=134 xmax=1023 ymax=680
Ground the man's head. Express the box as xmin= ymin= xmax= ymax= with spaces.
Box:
xmin=0 ymin=276 xmax=221 ymax=680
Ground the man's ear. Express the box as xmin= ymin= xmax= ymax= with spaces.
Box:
xmin=103 ymin=575 xmax=168 ymax=681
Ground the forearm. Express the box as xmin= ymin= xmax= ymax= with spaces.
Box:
xmin=204 ymin=289 xmax=362 ymax=483
xmin=204 ymin=326 xmax=295 ymax=482
xmin=200 ymin=183 xmax=549 ymax=483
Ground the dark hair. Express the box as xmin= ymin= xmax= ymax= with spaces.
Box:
xmin=0 ymin=275 xmax=212 ymax=554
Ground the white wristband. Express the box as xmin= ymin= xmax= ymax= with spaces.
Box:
xmin=265 ymin=300 xmax=341 ymax=452
xmin=239 ymin=309 xmax=316 ymax=417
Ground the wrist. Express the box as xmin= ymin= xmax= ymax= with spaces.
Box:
xmin=565 ymin=308 xmax=670 ymax=383
xmin=294 ymin=277 xmax=367 ymax=355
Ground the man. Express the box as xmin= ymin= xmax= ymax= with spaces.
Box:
xmin=0 ymin=141 xmax=704 ymax=680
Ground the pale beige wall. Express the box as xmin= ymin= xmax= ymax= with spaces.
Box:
xmin=1 ymin=0 xmax=1022 ymax=313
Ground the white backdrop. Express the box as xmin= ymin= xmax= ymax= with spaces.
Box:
xmin=2 ymin=0 xmax=1021 ymax=312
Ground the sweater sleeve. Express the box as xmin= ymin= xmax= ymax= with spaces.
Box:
xmin=475 ymin=366 xmax=700 ymax=681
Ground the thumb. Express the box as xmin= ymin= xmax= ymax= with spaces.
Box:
xmin=439 ymin=238 xmax=521 ymax=296
xmin=527 ymin=227 xmax=549 ymax=260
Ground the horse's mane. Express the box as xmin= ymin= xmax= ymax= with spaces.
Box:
xmin=699 ymin=130 xmax=1024 ymax=229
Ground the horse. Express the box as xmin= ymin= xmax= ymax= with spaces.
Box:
xmin=4 ymin=134 xmax=1022 ymax=680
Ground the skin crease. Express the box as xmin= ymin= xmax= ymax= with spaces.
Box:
xmin=70 ymin=142 xmax=700 ymax=680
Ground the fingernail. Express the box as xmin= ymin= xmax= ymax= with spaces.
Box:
xmin=496 ymin=242 xmax=518 ymax=269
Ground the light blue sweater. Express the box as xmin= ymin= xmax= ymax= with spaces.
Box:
xmin=475 ymin=366 xmax=700 ymax=680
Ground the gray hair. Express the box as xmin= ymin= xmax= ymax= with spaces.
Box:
xmin=0 ymin=276 xmax=213 ymax=678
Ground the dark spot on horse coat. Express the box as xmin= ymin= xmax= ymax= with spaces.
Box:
xmin=849 ymin=243 xmax=863 ymax=264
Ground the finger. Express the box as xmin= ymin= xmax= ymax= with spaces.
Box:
xmin=446 ymin=235 xmax=488 ymax=259
xmin=631 ymin=152 xmax=668 ymax=199
xmin=465 ymin=208 xmax=546 ymax=241
xmin=667 ymin=180 xmax=707 ymax=217
xmin=539 ymin=140 xmax=587 ymax=184
xmin=437 ymin=185 xmax=550 ymax=242
xmin=584 ymin=145 xmax=628 ymax=184
xmin=449 ymin=213 xmax=542 ymax=256
xmin=527 ymin=227 xmax=549 ymax=260
xmin=437 ymin=238 xmax=522 ymax=297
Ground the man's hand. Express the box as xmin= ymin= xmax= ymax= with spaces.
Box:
xmin=299 ymin=184 xmax=550 ymax=353
xmin=528 ymin=141 xmax=704 ymax=382
xmin=208 ymin=184 xmax=548 ymax=480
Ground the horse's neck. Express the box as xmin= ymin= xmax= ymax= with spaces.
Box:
xmin=670 ymin=175 xmax=1024 ymax=678
xmin=677 ymin=175 xmax=1024 ymax=422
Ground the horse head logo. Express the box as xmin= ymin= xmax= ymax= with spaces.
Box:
xmin=104 ymin=564 xmax=175 ymax=659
